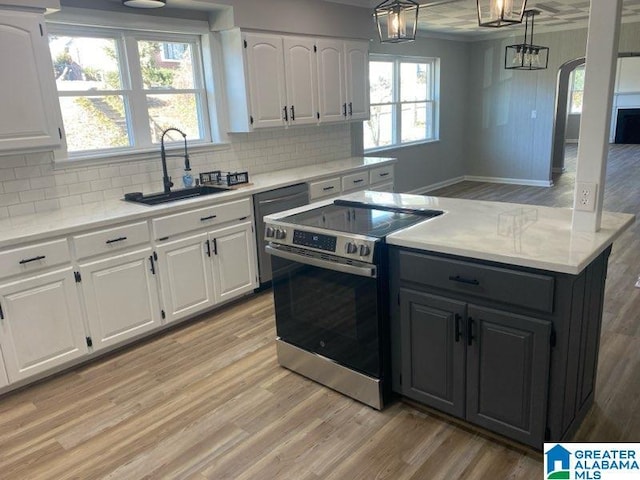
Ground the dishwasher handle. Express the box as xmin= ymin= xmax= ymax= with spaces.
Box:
xmin=257 ymin=191 xmax=309 ymax=206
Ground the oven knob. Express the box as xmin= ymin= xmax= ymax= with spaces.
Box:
xmin=275 ymin=228 xmax=287 ymax=240
xmin=265 ymin=226 xmax=275 ymax=238
xmin=346 ymin=242 xmax=358 ymax=254
xmin=359 ymin=244 xmax=371 ymax=257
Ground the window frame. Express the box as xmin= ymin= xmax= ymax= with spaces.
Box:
xmin=47 ymin=22 xmax=214 ymax=161
xmin=364 ymin=54 xmax=440 ymax=152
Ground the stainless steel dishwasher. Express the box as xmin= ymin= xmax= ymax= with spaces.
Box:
xmin=253 ymin=183 xmax=309 ymax=287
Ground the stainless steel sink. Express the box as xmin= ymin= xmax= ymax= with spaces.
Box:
xmin=124 ymin=185 xmax=229 ymax=205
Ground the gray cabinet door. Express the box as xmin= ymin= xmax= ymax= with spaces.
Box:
xmin=466 ymin=304 xmax=551 ymax=447
xmin=400 ymin=289 xmax=466 ymax=417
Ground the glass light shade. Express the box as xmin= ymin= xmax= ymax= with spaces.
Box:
xmin=505 ymin=44 xmax=549 ymax=70
xmin=122 ymin=0 xmax=166 ymax=8
xmin=477 ymin=0 xmax=527 ymax=27
xmin=375 ymin=0 xmax=419 ymax=43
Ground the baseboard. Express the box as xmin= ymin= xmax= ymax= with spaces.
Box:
xmin=464 ymin=175 xmax=554 ymax=187
xmin=565 ymin=139 xmax=579 ymax=144
xmin=552 ymin=167 xmax=566 ymax=174
xmin=405 ymin=176 xmax=466 ymax=195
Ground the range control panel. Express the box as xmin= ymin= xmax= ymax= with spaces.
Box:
xmin=264 ymin=222 xmax=377 ymax=263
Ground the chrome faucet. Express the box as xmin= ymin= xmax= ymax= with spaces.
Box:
xmin=160 ymin=127 xmax=191 ymax=193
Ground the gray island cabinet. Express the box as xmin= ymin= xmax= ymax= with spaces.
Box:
xmin=388 ymin=245 xmax=611 ymax=449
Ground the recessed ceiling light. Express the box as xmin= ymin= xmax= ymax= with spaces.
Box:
xmin=122 ymin=0 xmax=166 ymax=8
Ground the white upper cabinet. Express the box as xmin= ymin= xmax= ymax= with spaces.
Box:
xmin=0 ymin=10 xmax=62 ymax=153
xmin=344 ymin=40 xmax=370 ymax=121
xmin=316 ymin=38 xmax=370 ymax=123
xmin=316 ymin=39 xmax=346 ymax=123
xmin=244 ymin=32 xmax=287 ymax=129
xmin=222 ymin=29 xmax=369 ymax=131
xmin=283 ymin=36 xmax=319 ymax=125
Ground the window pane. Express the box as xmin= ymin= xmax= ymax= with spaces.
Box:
xmin=138 ymin=40 xmax=195 ymax=89
xmin=49 ymin=36 xmax=122 ymax=91
xmin=401 ymin=62 xmax=428 ymax=102
xmin=370 ymin=61 xmax=393 ymax=104
xmin=364 ymin=104 xmax=393 ymax=149
xmin=148 ymin=93 xmax=201 ymax=143
xmin=570 ymin=92 xmax=583 ymax=114
xmin=59 ymin=96 xmax=130 ymax=152
xmin=401 ymin=102 xmax=430 ymax=143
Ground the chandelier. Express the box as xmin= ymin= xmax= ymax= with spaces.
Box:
xmin=505 ymin=10 xmax=549 ymax=70
xmin=477 ymin=0 xmax=527 ymax=28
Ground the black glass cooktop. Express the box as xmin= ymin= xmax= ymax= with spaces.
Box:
xmin=282 ymin=203 xmax=442 ymax=238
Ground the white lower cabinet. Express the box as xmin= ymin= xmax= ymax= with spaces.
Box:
xmin=156 ymin=232 xmax=215 ymax=324
xmin=210 ymin=221 xmax=258 ymax=303
xmin=0 ymin=267 xmax=87 ymax=382
xmin=78 ymin=248 xmax=162 ymax=351
xmin=0 ymin=346 xmax=8 ymax=388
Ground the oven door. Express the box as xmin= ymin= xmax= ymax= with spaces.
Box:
xmin=267 ymin=244 xmax=381 ymax=378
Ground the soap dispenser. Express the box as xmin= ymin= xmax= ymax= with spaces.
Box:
xmin=182 ymin=153 xmax=193 ymax=188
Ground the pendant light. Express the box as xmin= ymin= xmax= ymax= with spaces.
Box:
xmin=374 ymin=0 xmax=420 ymax=43
xmin=505 ymin=10 xmax=549 ymax=70
xmin=122 ymin=0 xmax=166 ymax=8
xmin=477 ymin=0 xmax=527 ymax=28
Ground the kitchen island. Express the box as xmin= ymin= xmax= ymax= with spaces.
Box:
xmin=338 ymin=191 xmax=634 ymax=449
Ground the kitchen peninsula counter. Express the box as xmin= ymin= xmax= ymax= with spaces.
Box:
xmin=340 ymin=190 xmax=635 ymax=274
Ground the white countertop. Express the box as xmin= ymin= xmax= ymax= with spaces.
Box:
xmin=339 ymin=191 xmax=635 ymax=275
xmin=0 ymin=157 xmax=395 ymax=249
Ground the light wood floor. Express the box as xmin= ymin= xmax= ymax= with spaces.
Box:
xmin=0 ymin=144 xmax=638 ymax=479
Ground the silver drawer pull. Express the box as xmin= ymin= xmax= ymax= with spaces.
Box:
xmin=19 ymin=255 xmax=46 ymax=265
xmin=449 ymin=275 xmax=480 ymax=286
xmin=105 ymin=236 xmax=127 ymax=244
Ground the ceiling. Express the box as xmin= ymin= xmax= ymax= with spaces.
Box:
xmin=325 ymin=0 xmax=640 ymax=39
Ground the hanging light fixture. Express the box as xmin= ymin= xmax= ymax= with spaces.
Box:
xmin=505 ymin=10 xmax=549 ymax=70
xmin=374 ymin=0 xmax=419 ymax=43
xmin=477 ymin=0 xmax=527 ymax=28
xmin=122 ymin=0 xmax=166 ymax=8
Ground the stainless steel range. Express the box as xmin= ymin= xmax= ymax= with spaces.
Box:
xmin=265 ymin=198 xmax=443 ymax=409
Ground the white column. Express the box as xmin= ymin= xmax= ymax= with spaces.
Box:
xmin=572 ymin=0 xmax=623 ymax=232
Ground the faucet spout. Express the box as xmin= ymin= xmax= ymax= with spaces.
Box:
xmin=160 ymin=127 xmax=190 ymax=193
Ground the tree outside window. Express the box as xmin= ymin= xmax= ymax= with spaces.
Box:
xmin=569 ymin=66 xmax=585 ymax=114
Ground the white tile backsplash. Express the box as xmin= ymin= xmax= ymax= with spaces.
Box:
xmin=0 ymin=124 xmax=351 ymax=218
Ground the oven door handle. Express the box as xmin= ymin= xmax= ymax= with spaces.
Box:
xmin=265 ymin=245 xmax=377 ymax=278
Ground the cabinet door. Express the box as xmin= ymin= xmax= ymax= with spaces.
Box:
xmin=244 ymin=33 xmax=286 ymax=128
xmin=156 ymin=233 xmax=215 ymax=323
xmin=399 ymin=289 xmax=466 ymax=417
xmin=466 ymin=304 xmax=551 ymax=447
xmin=0 ymin=345 xmax=9 ymax=388
xmin=344 ymin=40 xmax=369 ymax=121
xmin=316 ymin=39 xmax=346 ymax=123
xmin=0 ymin=268 xmax=87 ymax=382
xmin=210 ymin=222 xmax=258 ymax=303
xmin=283 ymin=37 xmax=318 ymax=126
xmin=0 ymin=11 xmax=62 ymax=152
xmin=79 ymin=248 xmax=161 ymax=351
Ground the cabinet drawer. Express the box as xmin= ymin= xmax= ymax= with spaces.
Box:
xmin=0 ymin=239 xmax=70 ymax=280
xmin=152 ymin=198 xmax=252 ymax=240
xmin=370 ymin=165 xmax=394 ymax=184
xmin=342 ymin=171 xmax=370 ymax=192
xmin=73 ymin=221 xmax=150 ymax=260
xmin=309 ymin=177 xmax=341 ymax=200
xmin=399 ymin=251 xmax=555 ymax=313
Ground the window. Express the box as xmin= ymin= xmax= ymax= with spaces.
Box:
xmin=364 ymin=55 xmax=439 ymax=151
xmin=48 ymin=27 xmax=210 ymax=156
xmin=569 ymin=65 xmax=585 ymax=114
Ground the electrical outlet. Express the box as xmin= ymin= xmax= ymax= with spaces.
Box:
xmin=575 ymin=182 xmax=597 ymax=212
